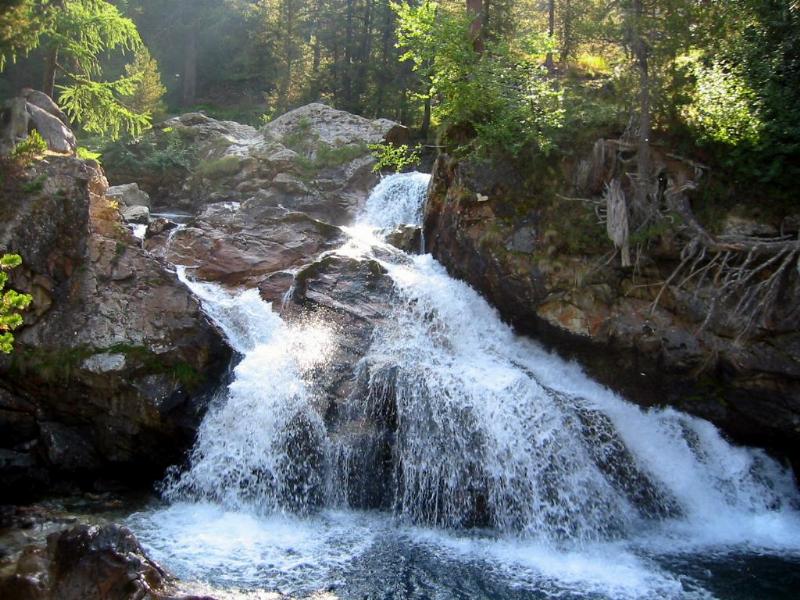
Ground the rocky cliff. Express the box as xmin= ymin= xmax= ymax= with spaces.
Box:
xmin=0 ymin=156 xmax=231 ymax=500
xmin=424 ymin=152 xmax=800 ymax=473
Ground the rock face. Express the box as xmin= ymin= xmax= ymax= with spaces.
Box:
xmin=0 ymin=89 xmax=76 ymax=155
xmin=104 ymin=103 xmax=406 ymax=224
xmin=146 ymin=201 xmax=346 ymax=287
xmin=0 ymin=156 xmax=231 ymax=501
xmin=106 ymin=183 xmax=152 ymax=209
xmin=424 ymin=153 xmax=800 ymax=472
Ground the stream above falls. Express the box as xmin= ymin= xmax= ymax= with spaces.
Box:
xmin=127 ymin=173 xmax=800 ymax=599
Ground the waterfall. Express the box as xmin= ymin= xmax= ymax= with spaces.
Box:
xmin=130 ymin=172 xmax=800 ymax=599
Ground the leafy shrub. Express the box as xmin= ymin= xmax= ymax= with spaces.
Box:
xmin=0 ymin=254 xmax=33 ymax=354
xmin=11 ymin=130 xmax=47 ymax=165
xmin=369 ymin=143 xmax=421 ymax=172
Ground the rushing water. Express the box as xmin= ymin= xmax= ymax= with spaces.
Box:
xmin=128 ymin=173 xmax=800 ymax=599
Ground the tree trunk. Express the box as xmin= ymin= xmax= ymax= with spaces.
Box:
xmin=42 ymin=46 xmax=58 ymax=98
xmin=560 ymin=0 xmax=573 ymax=64
xmin=422 ymin=94 xmax=431 ymax=140
xmin=342 ymin=0 xmax=355 ymax=110
xmin=182 ymin=30 xmax=197 ymax=107
xmin=631 ymin=0 xmax=651 ymax=217
xmin=466 ymin=0 xmax=484 ymax=53
xmin=374 ymin=5 xmax=394 ymax=115
xmin=545 ymin=0 xmax=555 ymax=71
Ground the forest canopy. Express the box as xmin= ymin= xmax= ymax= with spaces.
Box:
xmin=0 ymin=0 xmax=798 ymax=191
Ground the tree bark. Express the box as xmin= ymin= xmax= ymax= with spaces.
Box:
xmin=42 ymin=46 xmax=58 ymax=99
xmin=629 ymin=0 xmax=651 ymax=218
xmin=545 ymin=0 xmax=555 ymax=71
xmin=560 ymin=0 xmax=574 ymax=64
xmin=467 ymin=0 xmax=484 ymax=53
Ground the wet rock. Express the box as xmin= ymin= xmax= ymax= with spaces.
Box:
xmin=147 ymin=202 xmax=346 ymax=287
xmin=145 ymin=217 xmax=177 ymax=238
xmin=0 ymin=156 xmax=231 ymax=500
xmin=423 ymin=153 xmax=800 ymax=470
xmin=385 ymin=225 xmax=422 ymax=254
xmin=121 ymin=204 xmax=150 ymax=224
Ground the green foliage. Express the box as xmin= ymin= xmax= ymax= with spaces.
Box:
xmin=18 ymin=0 xmax=153 ymax=140
xmin=76 ymin=146 xmax=102 ymax=162
xmin=680 ymin=56 xmax=763 ymax=147
xmin=101 ymin=128 xmax=196 ymax=177
xmin=20 ymin=173 xmax=47 ymax=193
xmin=394 ymin=1 xmax=563 ymax=158
xmin=0 ymin=0 xmax=53 ymax=69
xmin=10 ymin=130 xmax=47 ymax=165
xmin=122 ymin=45 xmax=167 ymax=120
xmin=58 ymin=76 xmax=150 ymax=139
xmin=369 ymin=142 xmax=421 ymax=172
xmin=0 ymin=253 xmax=33 ymax=354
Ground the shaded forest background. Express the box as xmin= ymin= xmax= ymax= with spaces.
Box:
xmin=1 ymin=1 xmax=799 ymax=201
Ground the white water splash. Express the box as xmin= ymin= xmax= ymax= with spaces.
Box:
xmin=357 ymin=171 xmax=430 ymax=229
xmin=163 ymin=268 xmax=334 ymax=513
xmin=130 ymin=172 xmax=800 ymax=599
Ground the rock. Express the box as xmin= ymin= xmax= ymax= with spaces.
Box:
xmin=121 ymin=204 xmax=150 ymax=224
xmin=22 ymin=88 xmax=69 ymax=125
xmin=25 ymin=102 xmax=76 ymax=154
xmin=0 ymin=523 xmax=218 ymax=600
xmin=272 ymin=172 xmax=309 ymax=195
xmin=46 ymin=525 xmax=167 ymax=600
xmin=0 ymin=156 xmax=231 ymax=500
xmin=263 ymin=102 xmax=406 ymax=148
xmin=721 ymin=214 xmax=779 ymax=238
xmin=145 ymin=217 xmax=178 ymax=238
xmin=147 ymin=201 xmax=346 ymax=287
xmin=106 ymin=183 xmax=152 ymax=208
xmin=423 ymin=152 xmax=800 ymax=471
xmin=104 ymin=104 xmax=402 ymax=221
xmin=385 ymin=225 xmax=422 ymax=254
xmin=0 ymin=97 xmax=29 ymax=152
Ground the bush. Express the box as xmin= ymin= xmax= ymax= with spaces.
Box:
xmin=0 ymin=254 xmax=33 ymax=354
xmin=10 ymin=130 xmax=47 ymax=165
xmin=369 ymin=143 xmax=421 ymax=172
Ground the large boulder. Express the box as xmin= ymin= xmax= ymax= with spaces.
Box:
xmin=0 ymin=523 xmax=214 ymax=600
xmin=263 ymin=102 xmax=407 ymax=148
xmin=103 ymin=104 xmax=405 ymax=223
xmin=424 ymin=153 xmax=800 ymax=472
xmin=145 ymin=201 xmax=347 ymax=287
xmin=261 ymin=253 xmax=399 ymax=509
xmin=1 ymin=90 xmax=76 ymax=155
xmin=0 ymin=156 xmax=231 ymax=501
xmin=106 ymin=183 xmax=151 ymax=209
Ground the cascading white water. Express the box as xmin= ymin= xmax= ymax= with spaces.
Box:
xmin=129 ymin=172 xmax=800 ymax=599
xmin=162 ymin=269 xmax=334 ymax=513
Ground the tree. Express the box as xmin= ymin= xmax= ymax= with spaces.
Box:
xmin=0 ymin=0 xmax=54 ymax=70
xmin=42 ymin=0 xmax=151 ymax=138
xmin=0 ymin=253 xmax=32 ymax=354
xmin=122 ymin=45 xmax=167 ymax=119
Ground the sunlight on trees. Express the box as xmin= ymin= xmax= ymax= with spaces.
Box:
xmin=0 ymin=253 xmax=32 ymax=354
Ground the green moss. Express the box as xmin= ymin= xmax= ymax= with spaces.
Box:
xmin=10 ymin=346 xmax=96 ymax=382
xmin=11 ymin=343 xmax=204 ymax=391
xmin=21 ymin=174 xmax=47 ymax=194
xmin=196 ymin=155 xmax=242 ymax=179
